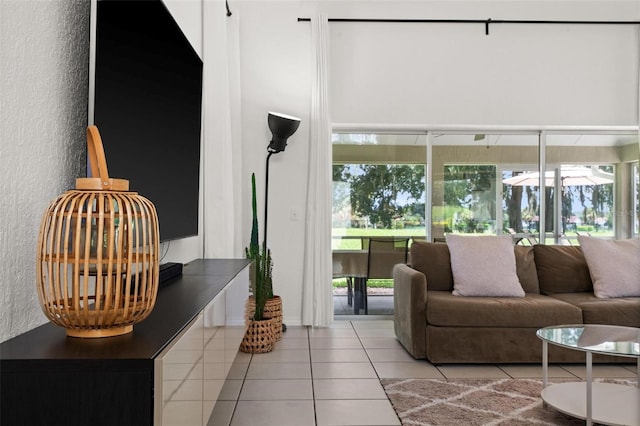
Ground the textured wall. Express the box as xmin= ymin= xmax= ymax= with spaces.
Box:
xmin=0 ymin=0 xmax=90 ymax=342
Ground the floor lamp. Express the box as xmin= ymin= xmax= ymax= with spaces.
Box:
xmin=264 ymin=112 xmax=301 ymax=251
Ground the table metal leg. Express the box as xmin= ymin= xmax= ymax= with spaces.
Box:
xmin=542 ymin=340 xmax=548 ymax=408
xmin=586 ymin=351 xmax=592 ymax=426
xmin=353 ymin=277 xmax=364 ymax=314
xmin=542 ymin=340 xmax=548 ymax=388
xmin=347 ymin=277 xmax=353 ymax=306
xmin=353 ymin=278 xmax=360 ymax=314
xmin=363 ymin=279 xmax=368 ymax=314
xmin=351 ymin=277 xmax=369 ymax=315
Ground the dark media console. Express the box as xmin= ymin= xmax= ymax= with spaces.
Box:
xmin=0 ymin=259 xmax=250 ymax=426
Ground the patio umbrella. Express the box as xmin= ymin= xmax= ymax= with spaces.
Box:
xmin=503 ymin=166 xmax=614 ymax=187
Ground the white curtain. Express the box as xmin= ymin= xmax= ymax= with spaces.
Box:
xmin=202 ymin=2 xmax=243 ymax=258
xmin=302 ymin=14 xmax=333 ymax=326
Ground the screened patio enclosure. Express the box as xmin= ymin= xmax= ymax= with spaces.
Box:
xmin=429 ymin=130 xmax=639 ymax=243
xmin=332 ymin=127 xmax=640 ymax=315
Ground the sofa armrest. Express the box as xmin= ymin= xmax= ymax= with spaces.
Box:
xmin=393 ymin=263 xmax=427 ymax=359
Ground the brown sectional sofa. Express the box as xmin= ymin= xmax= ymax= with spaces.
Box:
xmin=393 ymin=241 xmax=640 ymax=363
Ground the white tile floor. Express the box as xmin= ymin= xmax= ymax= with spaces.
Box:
xmin=209 ymin=319 xmax=638 ymax=426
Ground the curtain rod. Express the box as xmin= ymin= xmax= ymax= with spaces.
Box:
xmin=296 ymin=18 xmax=640 ymax=35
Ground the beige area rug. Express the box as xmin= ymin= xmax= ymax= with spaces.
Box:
xmin=382 ymin=378 xmax=634 ymax=426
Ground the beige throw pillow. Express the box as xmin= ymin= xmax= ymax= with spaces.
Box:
xmin=577 ymin=236 xmax=640 ymax=298
xmin=446 ymin=234 xmax=525 ymax=297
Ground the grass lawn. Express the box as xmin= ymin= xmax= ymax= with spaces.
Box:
xmin=332 ymin=277 xmax=393 ymax=289
xmin=332 ymin=227 xmax=613 ymax=249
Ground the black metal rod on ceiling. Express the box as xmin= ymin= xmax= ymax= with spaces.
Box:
xmin=297 ymin=17 xmax=640 ymax=35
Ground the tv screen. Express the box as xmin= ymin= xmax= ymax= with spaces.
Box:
xmin=92 ymin=0 xmax=203 ymax=242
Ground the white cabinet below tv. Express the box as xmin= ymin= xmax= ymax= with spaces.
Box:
xmin=154 ymin=263 xmax=249 ymax=426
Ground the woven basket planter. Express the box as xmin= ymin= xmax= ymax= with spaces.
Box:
xmin=240 ymin=317 xmax=276 ymax=353
xmin=36 ymin=126 xmax=160 ymax=338
xmin=245 ymin=295 xmax=282 ymax=341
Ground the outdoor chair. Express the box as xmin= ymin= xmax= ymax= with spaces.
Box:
xmin=507 ymin=228 xmax=524 ymax=245
xmin=353 ymin=237 xmax=409 ymax=314
xmin=332 ymin=257 xmax=353 ymax=306
xmin=524 ymin=233 xmax=539 ymax=246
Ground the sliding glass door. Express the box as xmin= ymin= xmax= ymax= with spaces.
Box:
xmin=546 ymin=133 xmax=636 ymax=242
xmin=431 ymin=133 xmax=540 ymax=241
xmin=431 ymin=131 xmax=637 ymax=244
xmin=332 ymin=133 xmax=426 ymax=315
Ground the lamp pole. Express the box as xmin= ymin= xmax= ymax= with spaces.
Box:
xmin=263 ymin=151 xmax=274 ymax=251
xmin=261 ymin=112 xmax=299 ymax=335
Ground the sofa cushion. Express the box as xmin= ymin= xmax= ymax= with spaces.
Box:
xmin=425 ymin=326 xmax=591 ymax=364
xmin=577 ymin=236 xmax=640 ymax=298
xmin=514 ymin=245 xmax=540 ymax=294
xmin=409 ymin=241 xmax=453 ymax=291
xmin=446 ymin=234 xmax=525 ymax=297
xmin=426 ymin=291 xmax=583 ymax=328
xmin=549 ymin=293 xmax=640 ymax=327
xmin=533 ymin=245 xmax=593 ymax=294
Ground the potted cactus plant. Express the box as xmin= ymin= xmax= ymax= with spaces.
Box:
xmin=240 ymin=173 xmax=282 ymax=353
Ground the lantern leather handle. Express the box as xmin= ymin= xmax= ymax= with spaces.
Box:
xmin=76 ymin=126 xmax=129 ymax=191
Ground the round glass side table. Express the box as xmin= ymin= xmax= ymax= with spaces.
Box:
xmin=537 ymin=324 xmax=640 ymax=426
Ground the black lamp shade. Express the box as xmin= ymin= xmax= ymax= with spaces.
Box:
xmin=267 ymin=112 xmax=301 ymax=153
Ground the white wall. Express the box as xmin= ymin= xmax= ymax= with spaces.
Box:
xmin=164 ymin=0 xmax=203 ymax=59
xmin=235 ymin=1 xmax=314 ymax=325
xmin=329 ymin=1 xmax=639 ymax=125
xmin=0 ymin=0 xmax=91 ymax=342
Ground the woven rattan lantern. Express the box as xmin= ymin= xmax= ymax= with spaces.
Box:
xmin=36 ymin=126 xmax=160 ymax=338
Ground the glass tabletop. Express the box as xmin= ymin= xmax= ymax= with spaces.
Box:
xmin=537 ymin=324 xmax=640 ymax=358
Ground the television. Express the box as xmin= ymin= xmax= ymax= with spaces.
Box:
xmin=90 ymin=0 xmax=203 ymax=242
